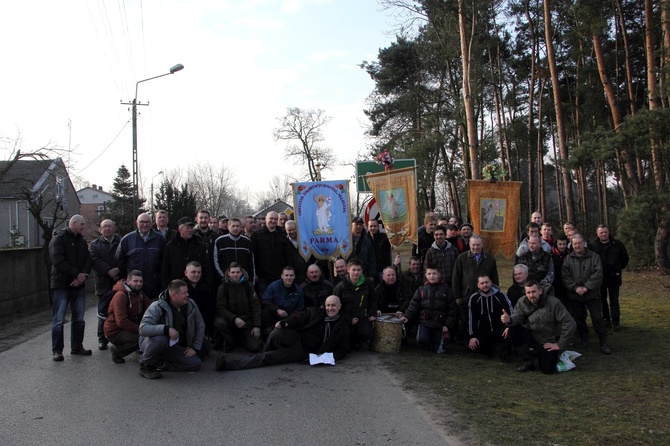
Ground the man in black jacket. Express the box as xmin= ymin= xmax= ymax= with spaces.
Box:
xmin=89 ymin=219 xmax=121 ymax=350
xmin=161 ymin=217 xmax=212 ymax=289
xmin=215 ymin=295 xmax=350 ymax=370
xmin=252 ymin=211 xmax=293 ymax=295
xmin=49 ymin=215 xmax=92 ymax=361
xmin=590 ymin=225 xmax=629 ymax=331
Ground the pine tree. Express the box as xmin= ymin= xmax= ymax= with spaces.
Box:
xmin=109 ymin=165 xmax=142 ymax=235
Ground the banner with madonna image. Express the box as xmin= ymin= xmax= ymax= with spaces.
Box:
xmin=292 ymin=180 xmax=352 ymax=261
xmin=466 ymin=179 xmax=522 ymax=259
xmin=365 ymin=167 xmax=418 ymax=248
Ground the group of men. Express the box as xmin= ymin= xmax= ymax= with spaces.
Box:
xmin=48 ymin=207 xmax=628 ymax=377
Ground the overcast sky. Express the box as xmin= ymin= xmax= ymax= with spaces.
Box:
xmin=0 ymin=0 xmax=400 ymax=200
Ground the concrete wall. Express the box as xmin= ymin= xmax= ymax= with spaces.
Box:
xmin=0 ymin=248 xmax=51 ymax=316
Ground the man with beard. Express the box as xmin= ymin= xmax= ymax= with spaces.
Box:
xmin=215 ymin=295 xmax=350 ymax=371
xmin=104 ymin=270 xmax=152 ymax=364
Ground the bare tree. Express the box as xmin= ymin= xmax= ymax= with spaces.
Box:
xmin=254 ymin=175 xmax=294 ymax=209
xmin=273 ymin=107 xmax=337 ymax=181
xmin=186 ymin=162 xmax=236 ymax=216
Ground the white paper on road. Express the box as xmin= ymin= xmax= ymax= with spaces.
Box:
xmin=309 ymin=352 xmax=335 ymax=365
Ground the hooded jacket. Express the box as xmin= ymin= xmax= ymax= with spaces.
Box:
xmin=467 ymin=285 xmax=513 ymax=339
xmin=217 ymin=270 xmax=262 ymax=327
xmin=104 ymin=279 xmax=152 ymax=338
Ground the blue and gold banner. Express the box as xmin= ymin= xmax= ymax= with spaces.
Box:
xmin=292 ymin=180 xmax=352 ymax=261
xmin=365 ymin=167 xmax=418 ymax=248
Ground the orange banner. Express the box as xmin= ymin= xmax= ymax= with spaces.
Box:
xmin=365 ymin=167 xmax=418 ymax=248
xmin=467 ymin=180 xmax=522 ymax=259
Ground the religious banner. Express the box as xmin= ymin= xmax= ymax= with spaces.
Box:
xmin=365 ymin=166 xmax=418 ymax=248
xmin=466 ymin=180 xmax=522 ymax=259
xmin=292 ymin=180 xmax=352 ymax=261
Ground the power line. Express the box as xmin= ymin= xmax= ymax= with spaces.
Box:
xmin=77 ymin=120 xmax=129 ymax=174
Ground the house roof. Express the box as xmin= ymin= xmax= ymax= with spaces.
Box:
xmin=253 ymin=199 xmax=294 ymax=218
xmin=0 ymin=158 xmax=67 ymax=198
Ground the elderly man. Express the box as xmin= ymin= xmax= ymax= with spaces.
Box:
xmin=590 ymin=224 xmax=629 ymax=331
xmin=49 ymin=215 xmax=92 ymax=361
xmin=506 ymin=264 xmax=530 ymax=307
xmin=375 ymin=266 xmax=406 ymax=315
xmin=161 ymin=216 xmax=212 ymax=289
xmin=452 ymin=234 xmax=499 ymax=343
xmin=459 ymin=223 xmax=473 ymax=251
xmin=301 ymin=264 xmax=334 ymax=309
xmin=517 ymin=235 xmax=554 ymax=287
xmin=138 ymin=279 xmax=207 ymax=379
xmin=89 ymin=219 xmax=121 ymax=350
xmin=285 ymin=220 xmax=307 ymax=284
xmin=346 ymin=216 xmax=376 ymax=278
xmin=502 ymin=280 xmax=576 ymax=374
xmin=215 ymin=295 xmax=350 ymax=371
xmin=103 ymin=270 xmax=152 ymax=364
xmin=252 ymin=211 xmax=293 ymax=295
xmin=116 ymin=213 xmax=165 ymax=300
xmin=562 ymin=234 xmax=611 ymax=354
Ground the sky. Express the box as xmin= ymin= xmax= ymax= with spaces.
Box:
xmin=0 ymin=0 xmax=402 ymax=203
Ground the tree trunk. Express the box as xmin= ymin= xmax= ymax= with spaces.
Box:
xmin=544 ymin=0 xmax=575 ymax=222
xmin=656 ymin=218 xmax=670 ymax=275
xmin=646 ymin=0 xmax=666 ymax=190
xmin=459 ymin=0 xmax=480 ymax=179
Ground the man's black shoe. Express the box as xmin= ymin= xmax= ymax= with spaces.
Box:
xmin=215 ymin=355 xmax=227 ymax=371
xmin=53 ymin=352 xmax=64 ymax=362
xmin=600 ymin=343 xmax=612 ymax=355
xmin=517 ymin=361 xmax=535 ymax=372
xmin=98 ymin=342 xmax=108 ymax=351
xmin=139 ymin=363 xmax=162 ymax=379
xmin=112 ymin=355 xmax=125 ymax=364
xmin=71 ymin=347 xmax=93 ymax=356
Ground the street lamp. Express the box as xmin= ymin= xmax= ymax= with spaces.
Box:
xmin=127 ymin=63 xmax=184 ymax=218
xmin=150 ymin=171 xmax=164 ymax=214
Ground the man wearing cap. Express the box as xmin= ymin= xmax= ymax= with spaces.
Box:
xmin=116 ymin=213 xmax=166 ymax=300
xmin=218 ymin=216 xmax=229 ymax=235
xmin=346 ymin=217 xmax=376 ymax=278
xmin=459 ymin=223 xmax=473 ymax=252
xmin=161 ymin=216 xmax=212 ymax=289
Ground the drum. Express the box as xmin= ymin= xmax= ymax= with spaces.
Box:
xmin=371 ymin=315 xmax=404 ymax=353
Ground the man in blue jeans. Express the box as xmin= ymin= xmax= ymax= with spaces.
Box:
xmin=49 ymin=215 xmax=92 ymax=362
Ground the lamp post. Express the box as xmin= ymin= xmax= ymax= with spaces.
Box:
xmin=128 ymin=63 xmax=184 ymax=218
xmin=150 ymin=171 xmax=164 ymax=214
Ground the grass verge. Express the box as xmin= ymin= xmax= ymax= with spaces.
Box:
xmin=381 ymin=259 xmax=670 ymax=446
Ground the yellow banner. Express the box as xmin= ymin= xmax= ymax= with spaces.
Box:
xmin=365 ymin=167 xmax=418 ymax=248
xmin=466 ymin=180 xmax=522 ymax=259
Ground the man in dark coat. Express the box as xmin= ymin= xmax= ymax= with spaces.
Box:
xmin=49 ymin=215 xmax=92 ymax=361
xmin=215 ymin=295 xmax=350 ymax=371
xmin=252 ymin=211 xmax=293 ymax=295
xmin=590 ymin=225 xmax=629 ymax=331
xmin=161 ymin=217 xmax=212 ymax=289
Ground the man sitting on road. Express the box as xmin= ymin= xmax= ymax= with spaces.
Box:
xmin=261 ymin=266 xmax=305 ymax=336
xmin=138 ymin=280 xmax=207 ymax=379
xmin=103 ymin=270 xmax=152 ymax=364
xmin=215 ymin=295 xmax=350 ymax=371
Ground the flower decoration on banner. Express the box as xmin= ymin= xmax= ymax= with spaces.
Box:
xmin=295 ymin=185 xmax=306 ymax=196
xmin=375 ymin=149 xmax=395 ymax=171
xmin=482 ymin=161 xmax=507 ymax=182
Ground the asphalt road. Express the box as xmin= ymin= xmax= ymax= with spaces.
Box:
xmin=0 ymin=305 xmax=454 ymax=446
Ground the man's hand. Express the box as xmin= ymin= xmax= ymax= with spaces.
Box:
xmin=400 ymin=316 xmax=408 ymax=323
xmin=544 ymin=342 xmax=560 ymax=351
xmin=501 ymin=309 xmax=511 ymax=324
xmin=234 ymin=317 xmax=246 ymax=329
xmin=251 ymin=327 xmax=261 ymax=339
xmin=393 ymin=255 xmax=401 ymax=266
xmin=368 ymin=316 xmax=377 ymax=322
xmin=442 ymin=326 xmax=449 ymax=333
xmin=351 ymin=317 xmax=359 ymax=325
xmin=377 ymin=310 xmax=382 ymax=317
xmin=576 ymin=286 xmax=588 ymax=296
xmin=468 ymin=337 xmax=479 ymax=350
xmin=277 ymin=309 xmax=288 ymax=318
xmin=76 ymin=273 xmax=87 ymax=284
xmin=502 ymin=327 xmax=510 ymax=339
xmin=455 ymin=298 xmax=462 ymax=305
xmin=168 ymin=327 xmax=179 ymax=340
xmin=107 ymin=267 xmax=120 ymax=279
xmin=184 ymin=347 xmax=196 ymax=357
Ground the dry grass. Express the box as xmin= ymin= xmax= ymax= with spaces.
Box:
xmin=381 ymin=258 xmax=670 ymax=446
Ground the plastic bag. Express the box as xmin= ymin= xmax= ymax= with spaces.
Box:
xmin=556 ymin=350 xmax=582 ymax=372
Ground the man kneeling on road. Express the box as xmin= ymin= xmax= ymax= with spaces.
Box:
xmin=103 ymin=270 xmax=152 ymax=364
xmin=501 ymin=280 xmax=576 ymax=374
xmin=215 ymin=295 xmax=350 ymax=371
xmin=138 ymin=280 xmax=207 ymax=379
